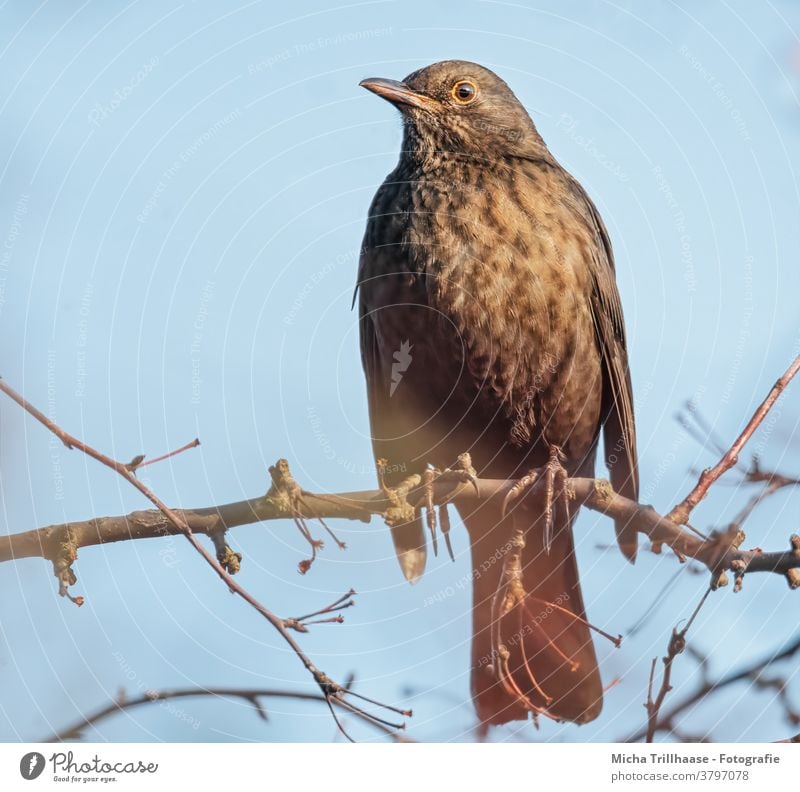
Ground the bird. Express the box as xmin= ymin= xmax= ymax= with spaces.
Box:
xmin=355 ymin=60 xmax=637 ymax=728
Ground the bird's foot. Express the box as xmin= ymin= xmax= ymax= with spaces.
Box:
xmin=487 ymin=527 xmax=562 ymax=720
xmin=422 ymin=452 xmax=479 ymax=561
xmin=376 ymin=459 xmax=419 ymax=527
xmin=376 ymin=460 xmax=428 ymax=583
xmin=267 ymin=458 xmax=347 ymax=574
xmin=486 ymin=521 xmax=619 ymax=722
xmin=501 ymin=445 xmax=572 ymax=553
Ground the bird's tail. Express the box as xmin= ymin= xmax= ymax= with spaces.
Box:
xmin=460 ymin=496 xmax=603 ymax=726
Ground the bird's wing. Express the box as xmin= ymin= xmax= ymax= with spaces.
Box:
xmin=355 ymin=180 xmax=414 ymax=474
xmin=357 ymin=279 xmax=386 ymax=458
xmin=357 ymin=246 xmax=428 ymax=583
xmin=569 ymin=178 xmax=639 ymax=561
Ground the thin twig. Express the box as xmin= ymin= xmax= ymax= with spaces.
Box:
xmin=668 ymin=354 xmax=800 ymax=525
xmin=731 ymin=465 xmax=800 ymax=528
xmin=137 ymin=438 xmax=201 ymax=469
xmin=644 ymin=587 xmax=712 ymax=742
xmin=627 ymin=633 xmax=800 ymax=742
xmin=0 ymin=378 xmax=407 ymax=741
xmin=44 ymin=686 xmax=413 ymax=743
xmin=283 ymin=590 xmax=356 ymax=632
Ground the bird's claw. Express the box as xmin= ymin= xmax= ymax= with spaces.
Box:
xmin=500 ymin=446 xmax=571 ymax=554
xmin=423 ymin=467 xmax=439 ymax=557
xmin=419 ymin=452 xmax=479 ymax=560
xmin=501 ymin=470 xmax=541 ymax=519
xmin=437 ymin=452 xmax=480 ymax=495
xmin=439 ymin=504 xmax=455 ymax=562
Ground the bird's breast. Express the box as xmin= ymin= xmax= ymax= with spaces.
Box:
xmin=361 ymin=161 xmax=601 ymax=449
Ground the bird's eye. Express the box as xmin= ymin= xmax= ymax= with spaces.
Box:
xmin=451 ymin=80 xmax=477 ymax=104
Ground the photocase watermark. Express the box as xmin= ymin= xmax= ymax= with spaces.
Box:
xmin=20 ymin=748 xmax=159 ymax=781
xmin=247 ymin=27 xmax=393 ymax=74
xmin=46 ymin=350 xmax=65 ymax=502
xmin=88 ymin=56 xmax=159 ymax=128
xmin=720 ymin=255 xmax=754 ymax=405
xmin=137 ymin=109 xmax=242 ymax=223
xmin=74 ymin=282 xmax=93 ymax=399
xmin=308 ymin=404 xmax=338 ymax=463
xmin=20 ymin=751 xmax=45 ymax=780
xmin=47 ymin=751 xmax=158 ymax=778
xmin=390 ymin=340 xmax=413 ymax=396
xmin=0 ymin=193 xmax=29 ymax=320
xmin=190 ymin=280 xmax=214 ymax=405
xmin=471 ymin=116 xmax=523 ymax=144
xmin=652 ymin=165 xmax=696 ymax=293
xmin=423 ymin=538 xmax=515 ymax=607
xmin=283 ymin=251 xmax=352 ymax=326
xmin=112 ymin=650 xmax=198 ymax=730
xmin=606 ymin=428 xmax=633 ymax=475
xmin=306 ymin=404 xmax=407 ymax=477
xmin=750 ymin=403 xmax=782 ymax=461
xmin=679 ymin=45 xmax=751 ymax=143
xmin=157 ymin=527 xmax=179 ymax=568
xmin=642 ymin=384 xmax=707 ymax=502
xmin=557 ymin=115 xmax=630 ymax=182
xmin=474 ymin=591 xmax=571 ymax=669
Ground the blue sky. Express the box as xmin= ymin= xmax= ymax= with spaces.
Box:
xmin=1 ymin=0 xmax=799 ymax=742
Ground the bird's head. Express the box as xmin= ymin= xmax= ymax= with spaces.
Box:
xmin=360 ymin=60 xmax=549 ymax=163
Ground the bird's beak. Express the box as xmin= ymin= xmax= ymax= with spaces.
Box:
xmin=359 ymin=78 xmax=434 ymax=110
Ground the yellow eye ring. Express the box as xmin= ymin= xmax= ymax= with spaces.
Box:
xmin=451 ymin=80 xmax=477 ymax=104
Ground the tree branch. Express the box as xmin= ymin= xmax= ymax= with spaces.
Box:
xmin=44 ymin=685 xmax=413 ymax=743
xmin=644 ymin=587 xmax=712 ymax=742
xmin=3 ymin=471 xmax=799 ymax=586
xmin=627 ymin=633 xmax=800 ymax=742
xmin=3 ymin=351 xmax=800 ymax=740
xmin=0 ymin=377 xmax=409 ymax=742
xmin=667 ymin=353 xmax=800 ymax=525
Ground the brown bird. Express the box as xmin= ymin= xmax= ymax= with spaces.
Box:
xmin=356 ymin=61 xmax=637 ymax=727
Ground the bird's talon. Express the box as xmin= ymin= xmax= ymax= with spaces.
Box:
xmin=439 ymin=504 xmax=455 ymax=562
xmin=501 ymin=470 xmax=540 ymax=518
xmin=433 ymin=452 xmax=480 ymax=496
xmin=542 ymin=447 xmax=570 ymax=553
xmin=422 ymin=466 xmax=439 ymax=556
xmin=415 ymin=454 xmax=478 ymax=558
xmin=500 ymin=447 xmax=570 ymax=553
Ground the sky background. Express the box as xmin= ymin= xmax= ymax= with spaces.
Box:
xmin=1 ymin=0 xmax=800 ymax=743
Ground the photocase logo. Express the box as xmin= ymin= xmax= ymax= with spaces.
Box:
xmin=19 ymin=752 xmax=45 ymax=780
xmin=389 ymin=340 xmax=413 ymax=396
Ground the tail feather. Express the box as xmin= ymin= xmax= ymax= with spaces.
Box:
xmin=390 ymin=514 xmax=427 ymax=584
xmin=461 ymin=497 xmax=603 ymax=726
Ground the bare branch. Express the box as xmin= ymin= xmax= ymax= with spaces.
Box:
xmin=668 ymin=354 xmax=800 ymax=525
xmin=644 ymin=587 xmax=712 ymax=742
xmin=627 ymin=633 xmax=800 ymax=742
xmin=3 ymin=350 xmax=800 ymax=741
xmin=4 ymin=471 xmax=800 ymax=586
xmin=136 ymin=438 xmax=201 ymax=470
xmin=0 ymin=378 xmax=407 ymax=741
xmin=44 ymin=686 xmax=413 ymax=743
xmin=731 ymin=462 xmax=800 ymax=529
